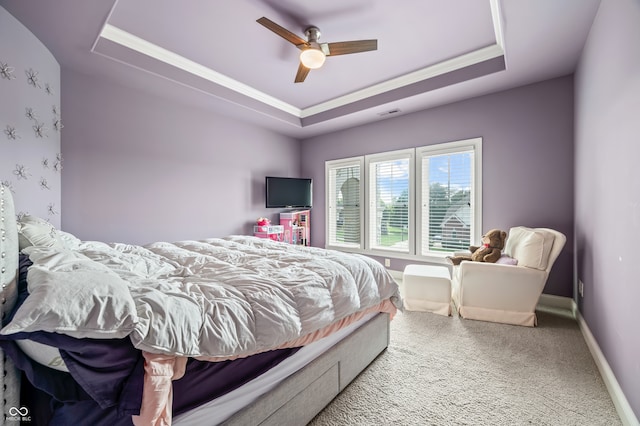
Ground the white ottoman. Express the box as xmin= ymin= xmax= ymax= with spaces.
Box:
xmin=403 ymin=264 xmax=452 ymax=316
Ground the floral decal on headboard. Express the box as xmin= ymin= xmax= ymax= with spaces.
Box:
xmin=4 ymin=124 xmax=19 ymax=140
xmin=0 ymin=61 xmax=16 ymax=80
xmin=1 ymin=8 xmax=62 ymax=227
xmin=1 ymin=61 xmax=62 ymax=225
xmin=25 ymin=68 xmax=41 ymax=89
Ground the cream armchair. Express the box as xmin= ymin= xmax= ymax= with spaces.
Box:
xmin=451 ymin=226 xmax=566 ymax=327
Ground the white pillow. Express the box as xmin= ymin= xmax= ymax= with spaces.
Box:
xmin=17 ymin=215 xmax=64 ymax=250
xmin=16 ymin=340 xmax=69 ymax=372
xmin=17 ymin=215 xmax=82 ymax=251
xmin=505 ymin=227 xmax=555 ymax=270
xmin=1 ymin=247 xmax=138 ymax=339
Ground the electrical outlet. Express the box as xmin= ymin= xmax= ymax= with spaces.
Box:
xmin=579 ymin=280 xmax=584 ymax=298
xmin=384 ymin=258 xmax=391 ymax=267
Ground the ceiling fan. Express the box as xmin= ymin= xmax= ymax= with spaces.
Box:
xmin=257 ymin=17 xmax=378 ymax=83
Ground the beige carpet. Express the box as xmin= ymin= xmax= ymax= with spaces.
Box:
xmin=309 ymin=309 xmax=621 ymax=426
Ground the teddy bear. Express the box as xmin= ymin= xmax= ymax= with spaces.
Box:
xmin=446 ymin=228 xmax=507 ymax=266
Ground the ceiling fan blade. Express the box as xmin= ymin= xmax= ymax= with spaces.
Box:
xmin=295 ymin=62 xmax=311 ymax=83
xmin=257 ymin=17 xmax=308 ymax=47
xmin=326 ymin=40 xmax=377 ymax=56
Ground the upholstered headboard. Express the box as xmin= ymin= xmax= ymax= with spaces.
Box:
xmin=0 ymin=184 xmax=21 ymax=423
xmin=1 ymin=6 xmax=62 ymax=229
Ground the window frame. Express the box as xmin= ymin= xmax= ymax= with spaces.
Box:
xmin=416 ymin=138 xmax=482 ymax=258
xmin=324 ymin=156 xmax=365 ymax=251
xmin=325 ymin=138 xmax=482 ymax=263
xmin=364 ymin=148 xmax=415 ymax=256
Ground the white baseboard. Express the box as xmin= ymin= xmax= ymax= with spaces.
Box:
xmin=538 ymin=293 xmax=573 ymax=310
xmin=537 ymin=293 xmax=575 ymax=312
xmin=576 ymin=308 xmax=639 ymax=426
xmin=387 ymin=269 xmax=403 ymax=281
xmin=537 ymin=295 xmax=638 ymax=426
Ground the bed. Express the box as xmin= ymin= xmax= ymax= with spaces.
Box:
xmin=0 ymin=184 xmax=401 ymax=425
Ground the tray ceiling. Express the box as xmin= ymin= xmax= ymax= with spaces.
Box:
xmin=1 ymin=0 xmax=601 ymax=137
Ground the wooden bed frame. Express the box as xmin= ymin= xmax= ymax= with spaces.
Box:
xmin=0 ymin=184 xmax=390 ymax=425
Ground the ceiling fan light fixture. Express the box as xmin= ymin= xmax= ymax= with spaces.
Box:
xmin=300 ymin=47 xmax=326 ymax=69
xmin=257 ymin=18 xmax=378 ymax=82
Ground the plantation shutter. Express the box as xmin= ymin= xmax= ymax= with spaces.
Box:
xmin=368 ymin=153 xmax=412 ymax=253
xmin=327 ymin=139 xmax=480 ymax=259
xmin=326 ymin=160 xmax=362 ymax=248
xmin=419 ymin=144 xmax=476 ymax=254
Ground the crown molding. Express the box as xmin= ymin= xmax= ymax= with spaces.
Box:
xmin=98 ymin=24 xmax=302 ymax=117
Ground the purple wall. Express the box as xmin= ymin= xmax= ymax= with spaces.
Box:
xmin=575 ymin=0 xmax=640 ymax=418
xmin=301 ymin=76 xmax=575 ymax=297
xmin=61 ymin=69 xmax=300 ymax=245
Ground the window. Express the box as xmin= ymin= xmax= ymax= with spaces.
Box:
xmin=417 ymin=139 xmax=482 ymax=256
xmin=325 ymin=138 xmax=481 ymax=261
xmin=366 ymin=149 xmax=414 ymax=254
xmin=325 ymin=157 xmax=364 ymax=249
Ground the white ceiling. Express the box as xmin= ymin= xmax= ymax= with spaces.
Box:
xmin=1 ymin=0 xmax=601 ymax=138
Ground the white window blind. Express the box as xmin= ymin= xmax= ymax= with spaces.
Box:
xmin=326 ymin=159 xmax=363 ymax=248
xmin=326 ymin=138 xmax=481 ymax=261
xmin=418 ymin=139 xmax=481 ymax=255
xmin=367 ymin=150 xmax=413 ymax=254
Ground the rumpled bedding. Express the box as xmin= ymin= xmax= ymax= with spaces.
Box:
xmin=6 ymin=236 xmax=401 ymax=358
xmin=0 ymin=254 xmax=145 ymax=424
xmin=2 ymin=235 xmax=401 ymax=425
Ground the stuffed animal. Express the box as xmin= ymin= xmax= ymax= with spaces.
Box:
xmin=256 ymin=217 xmax=271 ymax=230
xmin=446 ymin=228 xmax=507 ymax=266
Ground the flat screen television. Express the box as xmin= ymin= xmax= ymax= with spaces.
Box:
xmin=265 ymin=176 xmax=313 ymax=208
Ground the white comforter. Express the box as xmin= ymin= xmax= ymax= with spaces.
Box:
xmin=6 ymin=236 xmax=401 ymax=358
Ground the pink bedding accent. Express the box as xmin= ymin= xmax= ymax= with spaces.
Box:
xmin=132 ymin=353 xmax=188 ymax=426
xmin=133 ymin=300 xmax=397 ymax=425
